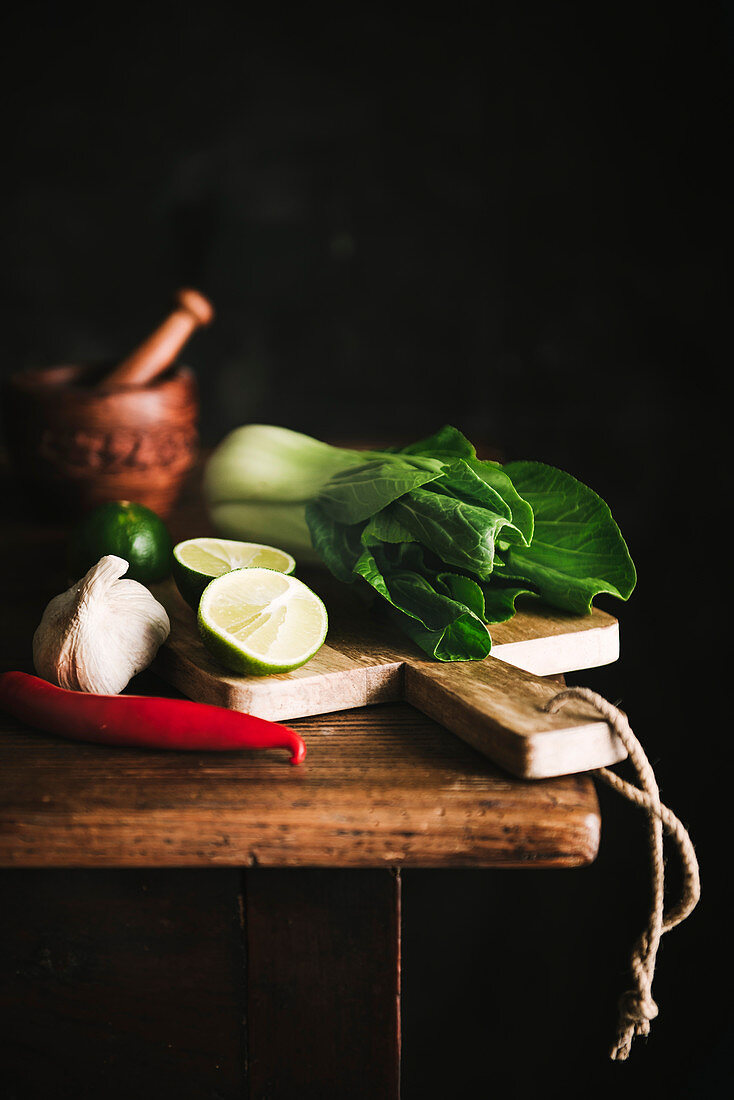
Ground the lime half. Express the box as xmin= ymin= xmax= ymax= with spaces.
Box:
xmin=198 ymin=567 xmax=327 ymax=675
xmin=173 ymin=537 xmax=296 ymax=609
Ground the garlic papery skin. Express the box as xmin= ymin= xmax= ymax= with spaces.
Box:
xmin=32 ymin=555 xmax=171 ymax=695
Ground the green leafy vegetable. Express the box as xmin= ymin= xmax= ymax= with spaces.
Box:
xmin=495 ymin=461 xmax=636 ymax=614
xmin=354 ymin=544 xmax=492 ymax=662
xmin=314 ymin=457 xmax=446 ymax=524
xmin=205 ymin=424 xmax=636 ymax=661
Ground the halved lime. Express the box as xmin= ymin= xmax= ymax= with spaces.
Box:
xmin=198 ymin=567 xmax=328 ymax=675
xmin=173 ymin=537 xmax=296 ymax=609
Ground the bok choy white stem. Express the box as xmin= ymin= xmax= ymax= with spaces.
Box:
xmin=204 ymin=425 xmax=368 ymax=558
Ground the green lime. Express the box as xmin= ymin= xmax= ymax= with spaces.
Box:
xmin=68 ymin=501 xmax=173 ymax=585
xmin=198 ymin=567 xmax=327 ymax=675
xmin=172 ymin=537 xmax=296 ymax=610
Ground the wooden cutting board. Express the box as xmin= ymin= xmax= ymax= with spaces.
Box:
xmin=151 ymin=570 xmax=626 ymax=779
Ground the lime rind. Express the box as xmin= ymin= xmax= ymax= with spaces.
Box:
xmin=68 ymin=500 xmax=172 ymax=585
xmin=197 ymin=567 xmax=328 ymax=676
xmin=172 ymin=537 xmax=296 ymax=609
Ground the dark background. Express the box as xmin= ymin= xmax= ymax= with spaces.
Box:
xmin=0 ymin=2 xmax=730 ymax=1097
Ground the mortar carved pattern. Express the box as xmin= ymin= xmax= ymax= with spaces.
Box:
xmin=39 ymin=425 xmax=198 ymax=474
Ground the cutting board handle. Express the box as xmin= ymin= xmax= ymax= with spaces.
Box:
xmin=404 ymin=656 xmax=626 ymax=778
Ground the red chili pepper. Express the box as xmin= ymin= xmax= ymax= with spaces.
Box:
xmin=0 ymin=671 xmax=306 ymax=765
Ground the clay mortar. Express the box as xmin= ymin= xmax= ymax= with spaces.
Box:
xmin=2 ymin=361 xmax=199 ymax=519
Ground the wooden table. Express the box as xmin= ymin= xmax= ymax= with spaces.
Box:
xmin=0 ymin=477 xmax=601 ymax=1099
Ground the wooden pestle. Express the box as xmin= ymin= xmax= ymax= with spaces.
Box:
xmin=98 ymin=288 xmax=214 ymax=391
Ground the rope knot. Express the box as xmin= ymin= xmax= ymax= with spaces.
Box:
xmin=545 ymin=686 xmax=700 ymax=1061
xmin=618 ymin=988 xmax=659 ymax=1027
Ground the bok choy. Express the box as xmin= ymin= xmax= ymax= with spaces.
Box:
xmin=204 ymin=424 xmax=636 ymax=661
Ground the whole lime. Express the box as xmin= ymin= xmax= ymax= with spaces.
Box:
xmin=68 ymin=501 xmax=173 ymax=584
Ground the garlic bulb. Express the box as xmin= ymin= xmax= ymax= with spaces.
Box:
xmin=33 ymin=555 xmax=171 ymax=694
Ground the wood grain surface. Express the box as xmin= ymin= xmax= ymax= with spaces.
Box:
xmin=0 ymin=460 xmax=603 ymax=1097
xmin=152 ymin=569 xmax=626 ymax=778
xmin=0 ymin=864 xmax=401 ymax=1099
xmin=0 ymin=686 xmax=600 ymax=868
xmin=0 ymin=462 xmax=602 ymax=870
xmin=246 ymin=868 xmax=401 ymax=1100
xmin=0 ymin=868 xmax=247 ymax=1099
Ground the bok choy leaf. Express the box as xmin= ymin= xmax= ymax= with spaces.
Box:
xmin=205 ymin=424 xmax=636 ymax=661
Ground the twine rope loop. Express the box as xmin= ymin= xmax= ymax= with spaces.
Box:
xmin=544 ymin=686 xmax=700 ymax=1062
